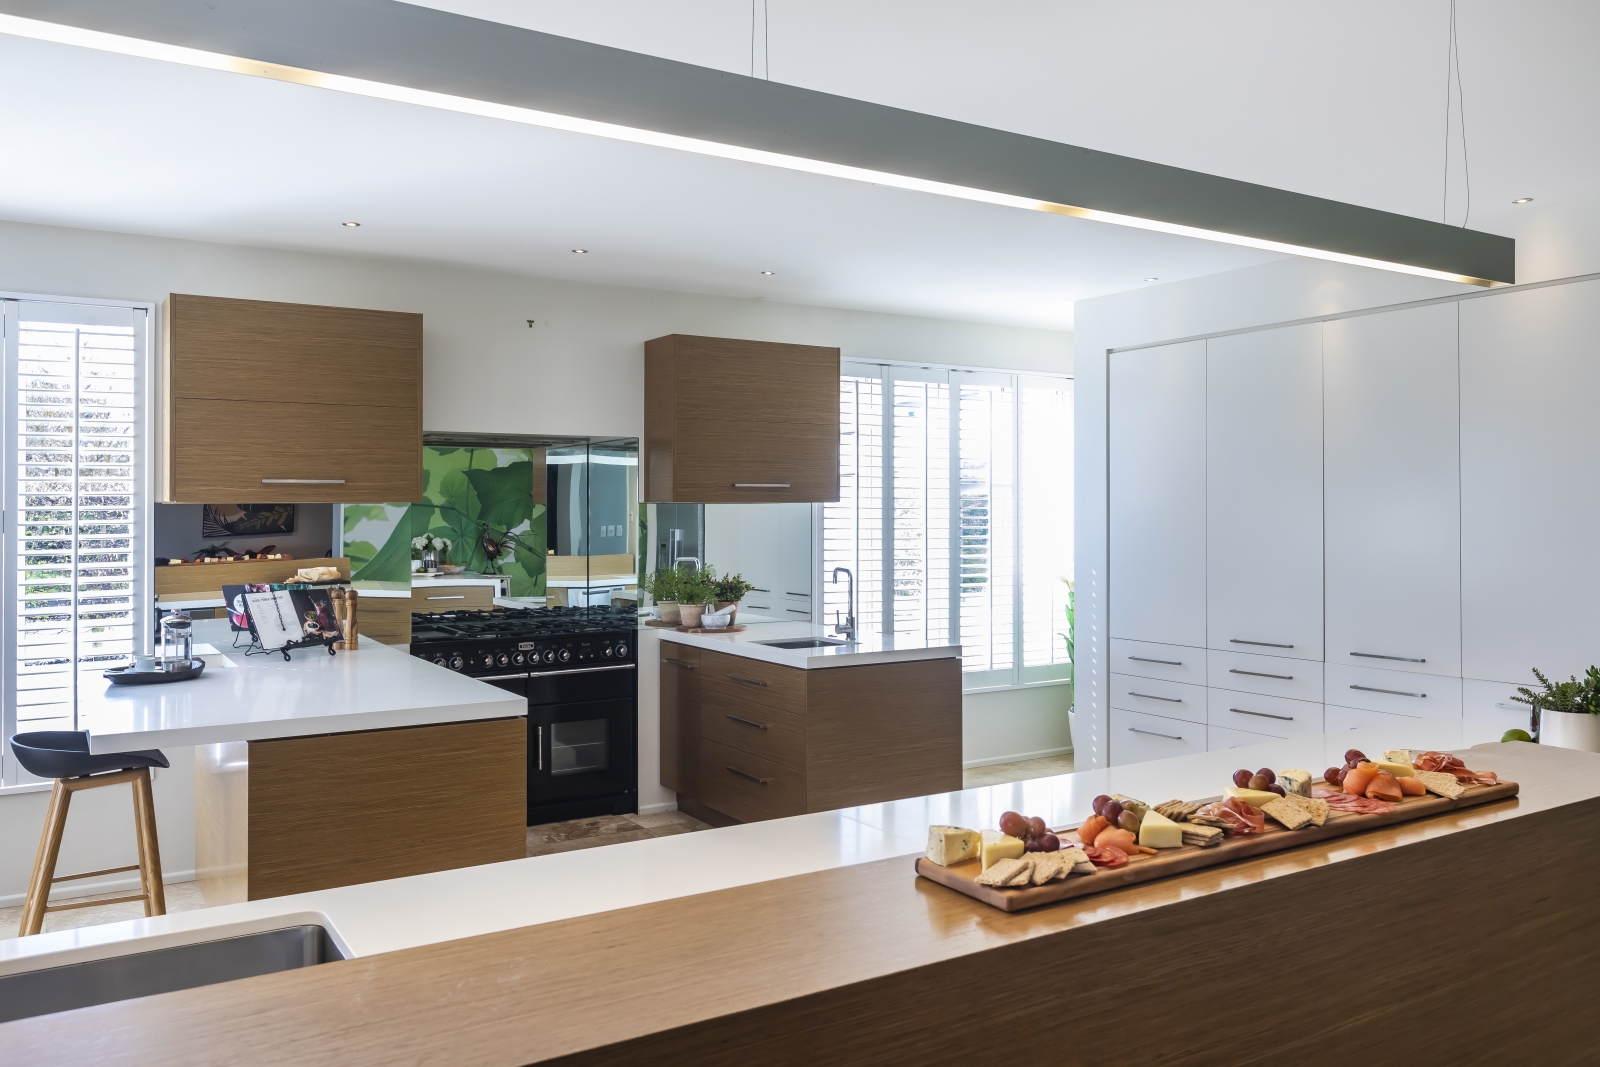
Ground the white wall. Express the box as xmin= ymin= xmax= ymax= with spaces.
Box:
xmin=962 ymin=685 xmax=1073 ymax=767
xmin=0 ymin=218 xmax=1073 ymax=890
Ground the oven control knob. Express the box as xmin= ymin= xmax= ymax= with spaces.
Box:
xmin=432 ymin=654 xmax=446 ymax=666
xmin=602 ymin=644 xmax=614 ymax=658
xmin=558 ymin=647 xmax=573 ymax=663
xmin=448 ymin=654 xmax=464 ymax=671
xmin=614 ymin=642 xmax=629 ymax=659
xmin=512 ymin=651 xmax=525 ymax=665
xmin=481 ymin=653 xmax=496 ymax=669
xmin=542 ymin=649 xmax=556 ymax=663
xmin=496 ymin=652 xmax=510 ymax=667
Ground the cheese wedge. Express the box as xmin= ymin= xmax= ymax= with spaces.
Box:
xmin=1137 ymin=807 xmax=1185 ymax=849
xmin=980 ymin=831 xmax=1026 ymax=871
xmin=1373 ymin=760 xmax=1415 ymax=778
xmin=1383 ymin=749 xmax=1416 ymax=766
xmin=1223 ymin=785 xmax=1278 ymax=809
xmin=925 ymin=826 xmax=980 ymax=867
xmin=1277 ymin=769 xmax=1313 ymax=797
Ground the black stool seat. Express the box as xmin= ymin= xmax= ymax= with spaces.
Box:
xmin=10 ymin=732 xmax=169 ymax=780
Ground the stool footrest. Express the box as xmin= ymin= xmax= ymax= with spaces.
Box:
xmin=50 ymin=864 xmax=141 ymax=884
xmin=43 ymin=893 xmax=149 ymax=914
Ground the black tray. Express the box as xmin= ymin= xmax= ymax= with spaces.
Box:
xmin=104 ymin=659 xmax=207 ymax=685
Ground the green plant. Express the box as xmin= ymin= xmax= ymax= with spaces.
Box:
xmin=678 ymin=565 xmax=717 ymax=606
xmin=643 ymin=566 xmax=684 ymax=603
xmin=1511 ymin=666 xmax=1600 ymax=715
xmin=711 ymin=571 xmax=754 ymax=604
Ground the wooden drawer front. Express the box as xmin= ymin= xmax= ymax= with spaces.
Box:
xmin=168 ymin=397 xmax=421 ymax=503
xmin=1325 ymin=664 xmax=1461 ymax=718
xmin=1206 ymin=688 xmax=1323 ymax=738
xmin=1109 ymin=707 xmax=1207 ymax=766
xmin=1109 ymin=673 xmax=1207 ymax=725
xmin=359 ymin=597 xmax=412 ymax=644
xmin=700 ymin=648 xmax=807 ymax=717
xmin=1206 ymin=724 xmax=1283 ymax=752
xmin=701 ymin=688 xmax=805 ymax=770
xmin=1110 ymin=638 xmax=1206 ymax=686
xmin=1206 ymin=648 xmax=1322 ymax=702
xmin=699 ymin=738 xmax=805 ymax=823
xmin=412 ymin=585 xmax=498 ymax=612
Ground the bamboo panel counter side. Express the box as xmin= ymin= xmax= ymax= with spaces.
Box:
xmin=1 ymin=742 xmax=1595 ymax=1065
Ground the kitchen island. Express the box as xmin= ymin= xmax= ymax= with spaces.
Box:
xmin=81 ymin=619 xmax=526 ymax=903
xmin=0 ymin=730 xmax=1593 ymax=1062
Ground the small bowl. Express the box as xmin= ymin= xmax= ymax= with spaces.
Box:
xmin=438 ymin=565 xmax=466 ymax=574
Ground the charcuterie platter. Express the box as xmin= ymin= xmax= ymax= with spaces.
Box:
xmin=916 ymin=748 xmax=1518 ymax=913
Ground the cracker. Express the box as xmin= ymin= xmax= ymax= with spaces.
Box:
xmin=1263 ymin=796 xmax=1313 ymax=830
xmin=1155 ymin=799 xmax=1204 ymax=822
xmin=1179 ymin=823 xmax=1224 ymax=848
xmin=1413 ymin=770 xmax=1465 ymax=799
xmin=976 ymin=856 xmax=1030 ymax=887
xmin=1029 ymin=851 xmax=1069 ymax=885
xmin=1058 ymin=847 xmax=1095 ymax=874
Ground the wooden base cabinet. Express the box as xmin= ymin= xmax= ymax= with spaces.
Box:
xmin=664 ymin=646 xmax=961 ymax=821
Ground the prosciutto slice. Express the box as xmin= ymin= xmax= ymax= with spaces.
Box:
xmin=1414 ymin=751 xmax=1499 ymax=786
xmin=1313 ymin=788 xmax=1396 ymax=815
xmin=1196 ymin=796 xmax=1267 ymax=834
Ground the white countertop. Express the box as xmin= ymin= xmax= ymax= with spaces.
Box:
xmin=658 ymin=620 xmax=961 ymax=669
xmin=80 ymin=619 xmax=525 ymax=753
xmin=0 ymin=720 xmax=1515 ymax=978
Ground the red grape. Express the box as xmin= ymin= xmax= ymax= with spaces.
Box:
xmin=1118 ymin=810 xmax=1141 ymax=832
xmin=1344 ymin=749 xmax=1367 ymax=765
xmin=1026 ymin=816 xmax=1048 ymax=840
xmin=1091 ymin=794 xmax=1111 ymax=816
xmin=1232 ymin=769 xmax=1253 ymax=788
xmin=1255 ymin=768 xmax=1276 ymax=786
xmin=1335 ymin=766 xmax=1350 ymax=784
xmin=998 ymin=811 xmax=1027 ymax=838
xmin=1267 ymin=783 xmax=1287 ymax=797
xmin=1026 ymin=832 xmax=1061 ymax=853
xmin=1248 ymin=773 xmax=1272 ymax=791
xmin=1324 ymin=767 xmax=1342 ymax=784
xmin=1103 ymin=800 xmax=1124 ymax=824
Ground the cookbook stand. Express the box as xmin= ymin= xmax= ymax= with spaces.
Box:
xmin=238 ymin=590 xmax=341 ymax=662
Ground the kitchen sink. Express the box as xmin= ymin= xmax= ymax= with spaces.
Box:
xmin=0 ymin=924 xmax=344 ymax=1024
xmin=756 ymin=638 xmax=854 ymax=650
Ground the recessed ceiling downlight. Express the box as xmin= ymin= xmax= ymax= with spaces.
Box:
xmin=760 ymin=270 xmax=774 ymax=275
xmin=1144 ymin=277 xmax=1159 ymax=282
xmin=1513 ymin=197 xmax=1534 ymax=204
xmin=572 ymin=248 xmax=588 ymax=254
xmin=342 ymin=221 xmax=361 ymax=227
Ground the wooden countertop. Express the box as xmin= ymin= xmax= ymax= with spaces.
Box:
xmin=6 ymin=742 xmax=1598 ymax=1064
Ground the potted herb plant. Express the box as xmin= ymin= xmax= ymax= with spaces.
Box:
xmin=1511 ymin=666 xmax=1600 ymax=752
xmin=677 ymin=567 xmax=716 ymax=629
xmin=411 ymin=534 xmax=452 ymax=573
xmin=644 ymin=565 xmax=684 ymax=624
xmin=711 ymin=571 xmax=755 ymax=623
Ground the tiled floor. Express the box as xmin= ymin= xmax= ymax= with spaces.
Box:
xmin=962 ymin=752 xmax=1076 ymax=789
xmin=0 ymin=880 xmax=210 ymax=942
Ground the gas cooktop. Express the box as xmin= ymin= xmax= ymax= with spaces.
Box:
xmin=409 ymin=606 xmax=637 ymax=675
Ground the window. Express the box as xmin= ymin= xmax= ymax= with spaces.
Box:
xmin=2 ymin=298 xmax=151 ymax=786
xmin=823 ymin=361 xmax=1072 ymax=691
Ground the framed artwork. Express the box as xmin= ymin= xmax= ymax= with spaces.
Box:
xmin=202 ymin=503 xmax=296 ymax=538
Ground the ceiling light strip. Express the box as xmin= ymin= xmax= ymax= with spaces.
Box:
xmin=0 ymin=12 xmax=1499 ymax=288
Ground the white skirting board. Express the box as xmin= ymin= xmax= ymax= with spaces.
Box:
xmin=0 ymin=869 xmax=197 ymax=911
xmin=962 ymin=746 xmax=1074 ymax=770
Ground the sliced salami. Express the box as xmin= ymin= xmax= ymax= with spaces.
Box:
xmin=1313 ymin=788 xmax=1396 ymax=814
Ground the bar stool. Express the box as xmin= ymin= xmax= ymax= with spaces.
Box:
xmin=11 ymin=731 xmax=169 ymax=938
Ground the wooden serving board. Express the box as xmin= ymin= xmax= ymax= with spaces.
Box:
xmin=916 ymin=779 xmax=1519 ymax=912
xmin=676 ymin=624 xmax=747 ymax=634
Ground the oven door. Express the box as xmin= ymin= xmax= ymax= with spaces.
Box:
xmin=529 ymin=697 xmax=638 ymax=809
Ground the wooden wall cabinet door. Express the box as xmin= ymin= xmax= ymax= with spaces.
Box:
xmin=163 ymin=294 xmax=422 ymax=503
xmin=645 ymin=335 xmax=840 ymax=503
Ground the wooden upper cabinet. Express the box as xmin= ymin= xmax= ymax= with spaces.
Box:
xmin=163 ymin=294 xmax=422 ymax=503
xmin=644 ymin=334 xmax=839 ymax=503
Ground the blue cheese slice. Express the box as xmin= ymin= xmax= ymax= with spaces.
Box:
xmin=925 ymin=825 xmax=981 ymax=866
xmin=1277 ymin=769 xmax=1313 ymax=797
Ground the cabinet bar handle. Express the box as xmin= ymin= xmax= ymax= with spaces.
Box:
xmin=751 ymin=588 xmax=771 ymax=593
xmin=785 ymin=592 xmax=810 ymax=598
xmin=537 ymin=726 xmax=543 ymax=772
xmin=426 ymin=595 xmax=466 ymax=600
xmin=1231 ymin=638 xmax=1294 ymax=649
xmin=1128 ymin=691 xmax=1182 ymax=703
xmin=1128 ymin=726 xmax=1184 ymax=740
xmin=1229 ymin=668 xmax=1294 ymax=681
xmin=726 ymin=766 xmax=770 ymax=784
xmin=733 ymin=483 xmax=791 ymax=488
xmin=747 ymin=604 xmax=771 ymax=610
xmin=1495 ymin=702 xmax=1522 ymax=711
xmin=1350 ymin=652 xmax=1426 ymax=663
xmin=785 ymin=609 xmax=808 ymax=615
xmin=664 ymin=659 xmax=697 ymax=670
xmin=1129 ymin=656 xmax=1183 ymax=666
xmin=1350 ymin=684 xmax=1426 ymax=698
xmin=726 ymin=673 xmax=768 ymax=687
xmin=1230 ymin=707 xmax=1295 ymax=721
xmin=725 ymin=715 xmax=769 ymax=731
xmin=261 ymin=478 xmax=345 ymax=484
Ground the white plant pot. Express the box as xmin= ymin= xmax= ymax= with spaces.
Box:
xmin=1540 ymin=709 xmax=1600 ymax=752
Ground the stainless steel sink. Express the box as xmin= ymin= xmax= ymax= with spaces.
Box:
xmin=0 ymin=925 xmax=344 ymax=1024
xmin=756 ymin=637 xmax=854 ymax=650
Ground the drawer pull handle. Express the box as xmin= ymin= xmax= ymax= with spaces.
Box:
xmin=537 ymin=726 xmax=542 ymax=772
xmin=751 ymin=588 xmax=771 ymax=593
xmin=725 ymin=714 xmax=769 ymax=731
xmin=664 ymin=659 xmax=697 ymax=670
xmin=1351 ymin=652 xmax=1426 ymax=663
xmin=426 ymin=595 xmax=466 ymax=600
xmin=726 ymin=766 xmax=770 ymax=785
xmin=1231 ymin=638 xmax=1294 ymax=649
xmin=747 ymin=604 xmax=771 ymax=610
xmin=261 ymin=478 xmax=346 ymax=484
xmin=1229 ymin=668 xmax=1294 ymax=681
xmin=785 ymin=592 xmax=810 ymax=598
xmin=1351 ymin=684 xmax=1426 ymax=698
xmin=1230 ymin=707 xmax=1294 ymax=721
xmin=727 ymin=674 xmax=769 ymax=687
xmin=1128 ymin=691 xmax=1182 ymax=703
xmin=1129 ymin=656 xmax=1182 ymax=666
xmin=1495 ymin=702 xmax=1521 ymax=711
xmin=1128 ymin=726 xmax=1184 ymax=741
xmin=733 ymin=483 xmax=791 ymax=489
xmin=785 ymin=609 xmax=809 ymax=615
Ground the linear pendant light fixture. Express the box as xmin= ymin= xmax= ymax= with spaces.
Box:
xmin=0 ymin=1 xmax=1514 ymax=287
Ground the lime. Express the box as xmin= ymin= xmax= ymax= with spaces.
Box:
xmin=1501 ymin=728 xmax=1533 ymax=743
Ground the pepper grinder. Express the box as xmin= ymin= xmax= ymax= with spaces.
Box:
xmin=344 ymin=588 xmax=360 ymax=650
xmin=331 ymin=587 xmax=348 ymax=650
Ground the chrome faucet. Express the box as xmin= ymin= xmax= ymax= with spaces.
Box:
xmin=831 ymin=566 xmax=856 ymax=640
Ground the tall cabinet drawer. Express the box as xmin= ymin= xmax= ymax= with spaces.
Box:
xmin=1462 ymin=678 xmax=1536 ymax=746
xmin=1206 ymin=689 xmax=1323 ymax=738
xmin=1109 ymin=639 xmax=1206 ymax=686
xmin=1109 ymin=674 xmax=1206 ymax=725
xmin=1110 ymin=708 xmax=1207 ymax=766
xmin=1325 ymin=664 xmax=1461 ymax=718
xmin=1207 ymin=648 xmax=1321 ymax=702
xmin=699 ymin=738 xmax=806 ymax=822
xmin=699 ymin=649 xmax=807 ymax=717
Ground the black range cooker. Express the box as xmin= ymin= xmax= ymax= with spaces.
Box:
xmin=409 ymin=606 xmax=637 ymax=825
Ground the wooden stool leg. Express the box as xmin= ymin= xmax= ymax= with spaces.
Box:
xmin=21 ymin=781 xmax=73 ymax=937
xmin=130 ymin=768 xmax=167 ymax=917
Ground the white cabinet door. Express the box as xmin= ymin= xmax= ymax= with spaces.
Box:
xmin=1110 ymin=707 xmax=1207 ymax=766
xmin=1324 ymin=304 xmax=1461 ymax=677
xmin=1462 ymin=678 xmax=1536 ymax=746
xmin=1109 ymin=340 xmax=1206 ymax=647
xmin=1207 ymin=324 xmax=1324 ymax=661
xmin=1461 ymin=280 xmax=1600 ymax=683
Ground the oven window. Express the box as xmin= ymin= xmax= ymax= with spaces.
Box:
xmin=550 ymin=719 xmax=610 ymax=776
